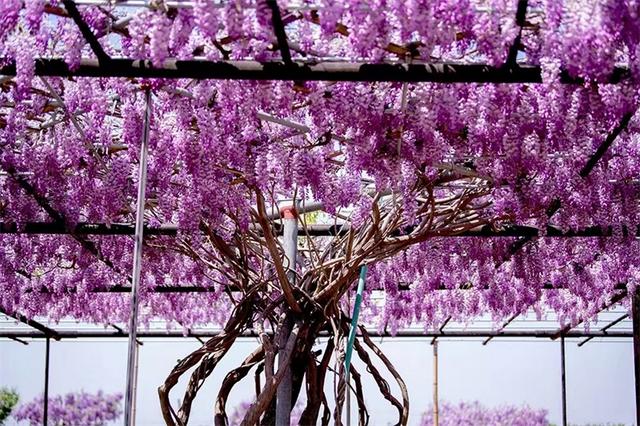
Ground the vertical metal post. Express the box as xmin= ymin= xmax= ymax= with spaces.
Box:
xmin=633 ymin=288 xmax=640 ymax=426
xmin=345 ymin=266 xmax=367 ymax=426
xmin=561 ymin=335 xmax=567 ymax=426
xmin=124 ymin=89 xmax=152 ymax=426
xmin=344 ymin=266 xmax=367 ymax=377
xmin=43 ymin=336 xmax=50 ymax=426
xmin=346 ymin=378 xmax=351 ymax=426
xmin=131 ymin=341 xmax=141 ymax=423
xmin=276 ymin=205 xmax=297 ymax=426
xmin=433 ymin=340 xmax=438 ymax=426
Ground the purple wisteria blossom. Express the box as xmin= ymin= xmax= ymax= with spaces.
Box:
xmin=13 ymin=391 xmax=122 ymax=426
xmin=421 ymin=401 xmax=548 ymax=426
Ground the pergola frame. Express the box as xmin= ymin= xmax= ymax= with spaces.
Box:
xmin=0 ymin=326 xmax=633 ymax=340
xmin=2 ymin=1 xmax=640 ymax=425
xmin=1 ymin=312 xmax=633 ymax=426
xmin=2 ymin=221 xmax=639 ymax=238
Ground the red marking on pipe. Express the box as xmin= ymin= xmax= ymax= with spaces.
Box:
xmin=280 ymin=205 xmax=297 ymax=219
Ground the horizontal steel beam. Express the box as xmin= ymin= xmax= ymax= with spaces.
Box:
xmin=0 ymin=308 xmax=61 ymax=340
xmin=21 ymin=283 xmax=628 ymax=294
xmin=0 ymin=222 xmax=178 ymax=236
xmin=578 ymin=313 xmax=629 ymax=347
xmin=2 ymin=222 xmax=638 ymax=238
xmin=0 ymin=329 xmax=632 ymax=340
xmin=0 ymin=58 xmax=630 ymax=83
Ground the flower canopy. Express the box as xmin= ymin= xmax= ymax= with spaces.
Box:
xmin=2 ymin=1 xmax=640 ymax=425
xmin=0 ymin=0 xmax=639 ymax=330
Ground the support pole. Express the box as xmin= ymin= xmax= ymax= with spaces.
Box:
xmin=344 ymin=266 xmax=368 ymax=426
xmin=633 ymin=287 xmax=640 ymax=425
xmin=561 ymin=335 xmax=567 ymax=426
xmin=276 ymin=205 xmax=298 ymax=426
xmin=131 ymin=341 xmax=141 ymax=423
xmin=433 ymin=340 xmax=439 ymax=426
xmin=344 ymin=265 xmax=368 ymax=376
xmin=43 ymin=336 xmax=50 ymax=426
xmin=124 ymin=89 xmax=151 ymax=426
xmin=346 ymin=378 xmax=351 ymax=426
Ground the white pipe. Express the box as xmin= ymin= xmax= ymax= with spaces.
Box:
xmin=123 ymin=89 xmax=151 ymax=426
xmin=275 ymin=206 xmax=298 ymax=426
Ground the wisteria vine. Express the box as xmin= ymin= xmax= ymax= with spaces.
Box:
xmin=1 ymin=1 xmax=640 ymax=424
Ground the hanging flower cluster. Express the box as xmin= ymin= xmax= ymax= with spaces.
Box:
xmin=12 ymin=391 xmax=123 ymax=426
xmin=0 ymin=2 xmax=638 ymax=332
xmin=420 ymin=401 xmax=548 ymax=426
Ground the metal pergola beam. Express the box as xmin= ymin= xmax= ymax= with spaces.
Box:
xmin=552 ymin=288 xmax=630 ymax=339
xmin=580 ymin=112 xmax=634 ymax=178
xmin=61 ymin=0 xmax=110 ymax=63
xmin=20 ymin=284 xmax=629 ymax=294
xmin=0 ymin=222 xmax=177 ymax=236
xmin=0 ymin=58 xmax=630 ymax=84
xmin=482 ymin=312 xmax=520 ymax=345
xmin=0 ymin=329 xmax=631 ymax=339
xmin=0 ymin=308 xmax=61 ymax=340
xmin=577 ymin=313 xmax=629 ymax=347
xmin=504 ymin=111 xmax=634 ymax=258
xmin=267 ymin=0 xmax=293 ymax=66
xmin=2 ymin=221 xmax=639 ymax=238
xmin=504 ymin=0 xmax=528 ymax=68
xmin=430 ymin=316 xmax=452 ymax=345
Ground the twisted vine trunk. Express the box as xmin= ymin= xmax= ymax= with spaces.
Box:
xmin=159 ymin=308 xmax=410 ymax=426
xmin=157 ymin=175 xmax=491 ymax=425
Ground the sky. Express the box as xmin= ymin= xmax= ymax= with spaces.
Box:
xmin=0 ymin=335 xmax=635 ymax=425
